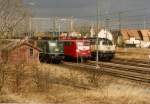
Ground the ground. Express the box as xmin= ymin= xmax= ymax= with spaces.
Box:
xmin=116 ymin=47 xmax=150 ymax=60
xmin=0 ymin=63 xmax=150 ymax=104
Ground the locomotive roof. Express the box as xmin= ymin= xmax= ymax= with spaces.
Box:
xmin=88 ymin=37 xmax=112 ymax=41
xmin=61 ymin=39 xmax=89 ymax=42
xmin=37 ymin=39 xmax=59 ymax=42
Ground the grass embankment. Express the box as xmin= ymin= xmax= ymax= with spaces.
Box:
xmin=0 ymin=63 xmax=150 ymax=104
xmin=116 ymin=47 xmax=150 ymax=60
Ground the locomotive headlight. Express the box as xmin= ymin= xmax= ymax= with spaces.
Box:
xmin=76 ymin=49 xmax=80 ymax=52
xmin=55 ymin=48 xmax=59 ymax=52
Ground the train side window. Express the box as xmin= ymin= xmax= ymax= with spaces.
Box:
xmin=64 ymin=42 xmax=66 ymax=46
xmin=64 ymin=42 xmax=72 ymax=46
xmin=64 ymin=42 xmax=68 ymax=46
xmin=68 ymin=42 xmax=71 ymax=46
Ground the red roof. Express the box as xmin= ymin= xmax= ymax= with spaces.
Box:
xmin=0 ymin=40 xmax=41 ymax=52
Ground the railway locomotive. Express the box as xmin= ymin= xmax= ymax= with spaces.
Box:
xmin=37 ymin=40 xmax=64 ymax=63
xmin=61 ymin=39 xmax=91 ymax=62
xmin=90 ymin=29 xmax=116 ymax=61
xmin=90 ymin=38 xmax=115 ymax=61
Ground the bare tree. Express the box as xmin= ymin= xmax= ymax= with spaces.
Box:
xmin=13 ymin=64 xmax=26 ymax=93
xmin=74 ymin=23 xmax=91 ymax=36
xmin=0 ymin=64 xmax=5 ymax=93
xmin=88 ymin=69 xmax=103 ymax=87
xmin=32 ymin=65 xmax=50 ymax=92
xmin=0 ymin=0 xmax=30 ymax=38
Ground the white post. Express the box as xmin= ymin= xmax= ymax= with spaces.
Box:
xmin=76 ymin=40 xmax=79 ymax=64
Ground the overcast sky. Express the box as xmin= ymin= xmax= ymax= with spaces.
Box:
xmin=23 ymin=0 xmax=150 ymax=30
xmin=23 ymin=0 xmax=149 ymax=18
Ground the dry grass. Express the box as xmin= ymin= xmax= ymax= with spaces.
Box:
xmin=0 ymin=63 xmax=150 ymax=104
xmin=116 ymin=47 xmax=150 ymax=60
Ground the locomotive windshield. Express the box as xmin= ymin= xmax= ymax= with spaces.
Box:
xmin=102 ymin=39 xmax=113 ymax=45
xmin=90 ymin=38 xmax=113 ymax=45
xmin=77 ymin=42 xmax=83 ymax=46
xmin=77 ymin=41 xmax=90 ymax=50
xmin=37 ymin=40 xmax=63 ymax=54
xmin=77 ymin=41 xmax=90 ymax=46
xmin=58 ymin=42 xmax=64 ymax=53
xmin=48 ymin=41 xmax=64 ymax=53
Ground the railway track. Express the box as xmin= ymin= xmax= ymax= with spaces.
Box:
xmin=111 ymin=58 xmax=150 ymax=68
xmin=63 ymin=60 xmax=150 ymax=83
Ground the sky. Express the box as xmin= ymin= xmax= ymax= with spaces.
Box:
xmin=23 ymin=0 xmax=149 ymax=18
xmin=23 ymin=0 xmax=150 ymax=30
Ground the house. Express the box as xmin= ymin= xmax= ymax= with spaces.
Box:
xmin=0 ymin=39 xmax=40 ymax=64
xmin=140 ymin=30 xmax=150 ymax=48
xmin=127 ymin=29 xmax=142 ymax=40
xmin=140 ymin=30 xmax=150 ymax=42
xmin=120 ymin=29 xmax=130 ymax=40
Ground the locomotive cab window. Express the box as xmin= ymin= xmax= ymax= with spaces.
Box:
xmin=84 ymin=42 xmax=90 ymax=46
xmin=49 ymin=42 xmax=57 ymax=47
xmin=90 ymin=39 xmax=96 ymax=45
xmin=102 ymin=40 xmax=113 ymax=45
xmin=77 ymin=42 xmax=83 ymax=46
xmin=58 ymin=42 xmax=64 ymax=53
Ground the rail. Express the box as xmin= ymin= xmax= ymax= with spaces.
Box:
xmin=63 ymin=60 xmax=150 ymax=83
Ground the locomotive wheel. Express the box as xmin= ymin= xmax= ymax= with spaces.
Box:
xmin=65 ymin=56 xmax=72 ymax=61
xmin=52 ymin=59 xmax=61 ymax=64
xmin=39 ymin=54 xmax=48 ymax=63
xmin=82 ymin=58 xmax=87 ymax=63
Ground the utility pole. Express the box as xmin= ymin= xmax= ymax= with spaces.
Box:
xmin=58 ymin=18 xmax=62 ymax=40
xmin=96 ymin=0 xmax=100 ymax=69
xmin=118 ymin=12 xmax=122 ymax=30
xmin=29 ymin=17 xmax=32 ymax=37
xmin=144 ymin=15 xmax=146 ymax=30
xmin=53 ymin=17 xmax=56 ymax=39
xmin=105 ymin=18 xmax=110 ymax=39
xmin=70 ymin=17 xmax=74 ymax=32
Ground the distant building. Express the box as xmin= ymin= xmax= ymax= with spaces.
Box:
xmin=0 ymin=40 xmax=40 ymax=64
xmin=140 ymin=30 xmax=150 ymax=42
xmin=113 ymin=29 xmax=150 ymax=48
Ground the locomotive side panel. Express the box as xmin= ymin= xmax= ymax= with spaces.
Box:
xmin=62 ymin=39 xmax=91 ymax=61
xmin=63 ymin=41 xmax=77 ymax=58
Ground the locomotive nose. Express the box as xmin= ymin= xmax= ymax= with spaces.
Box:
xmin=76 ymin=49 xmax=80 ymax=52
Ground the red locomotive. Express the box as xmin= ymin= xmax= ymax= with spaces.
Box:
xmin=61 ymin=38 xmax=91 ymax=62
